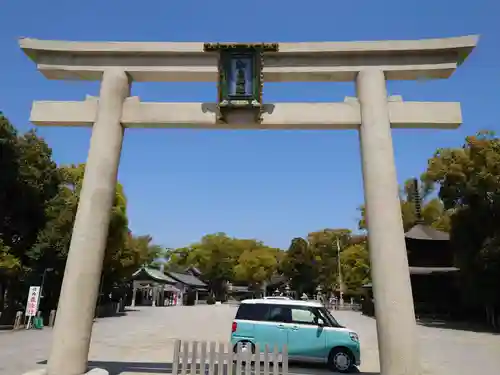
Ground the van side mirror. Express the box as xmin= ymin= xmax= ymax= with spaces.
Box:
xmin=317 ymin=318 xmax=325 ymax=326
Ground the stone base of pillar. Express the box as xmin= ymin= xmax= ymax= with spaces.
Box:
xmin=22 ymin=367 xmax=109 ymax=375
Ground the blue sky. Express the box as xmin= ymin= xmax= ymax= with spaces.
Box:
xmin=1 ymin=0 xmax=498 ymax=249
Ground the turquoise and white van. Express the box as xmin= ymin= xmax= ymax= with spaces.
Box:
xmin=230 ymin=298 xmax=360 ymax=373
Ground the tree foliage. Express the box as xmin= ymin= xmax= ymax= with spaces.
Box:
xmin=308 ymin=228 xmax=351 ymax=293
xmin=422 ymin=131 xmax=500 ymax=316
xmin=280 ymin=229 xmax=367 ymax=296
xmin=358 ymin=178 xmax=450 ymax=232
xmin=234 ymin=246 xmax=281 ymax=290
xmin=166 ymin=233 xmax=281 ymax=298
xmin=0 ymin=113 xmax=162 ymax=321
xmin=0 ymin=113 xmax=61 ymax=316
xmin=281 ymin=237 xmax=316 ymax=295
xmin=340 ymin=241 xmax=371 ymax=294
xmin=0 ymin=240 xmax=21 ymax=273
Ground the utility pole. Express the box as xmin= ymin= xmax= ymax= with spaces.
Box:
xmin=40 ymin=267 xmax=54 ymax=302
xmin=336 ymin=237 xmax=344 ymax=307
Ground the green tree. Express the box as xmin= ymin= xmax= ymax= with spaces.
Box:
xmin=281 ymin=237 xmax=317 ymax=296
xmin=234 ymin=245 xmax=281 ymax=291
xmin=122 ymin=234 xmax=163 ymax=274
xmin=167 ymin=234 xmax=283 ymax=299
xmin=0 ymin=241 xmax=20 ymax=271
xmin=165 ymin=247 xmax=193 ymax=271
xmin=0 ymin=240 xmax=21 ymax=312
xmin=358 ymin=178 xmax=450 ymax=232
xmin=307 ymin=229 xmax=351 ymax=294
xmin=147 ymin=246 xmax=170 ymax=270
xmin=422 ymin=131 xmax=500 ymax=324
xmin=167 ymin=233 xmax=243 ymax=299
xmin=340 ymin=241 xmax=371 ymax=294
xmin=0 ymin=112 xmax=162 ymax=319
xmin=0 ymin=113 xmax=61 ymax=319
xmin=31 ymin=164 xmax=160 ymax=309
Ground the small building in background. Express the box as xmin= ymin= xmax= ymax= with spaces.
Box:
xmin=129 ymin=266 xmax=207 ymax=307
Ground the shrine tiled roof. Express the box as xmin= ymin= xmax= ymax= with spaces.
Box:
xmin=166 ymin=271 xmax=206 ymax=288
xmin=405 ymin=224 xmax=450 ymax=241
xmin=132 ymin=267 xmax=177 ymax=284
xmin=362 ymin=266 xmax=460 ymax=289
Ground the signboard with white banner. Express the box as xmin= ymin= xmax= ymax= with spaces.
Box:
xmin=25 ymin=286 xmax=41 ymax=317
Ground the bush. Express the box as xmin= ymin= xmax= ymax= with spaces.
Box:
xmin=206 ymin=295 xmax=216 ymax=305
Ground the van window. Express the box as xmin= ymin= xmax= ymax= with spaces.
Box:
xmin=235 ymin=303 xmax=269 ymax=321
xmin=266 ymin=305 xmax=292 ymax=323
xmin=318 ymin=306 xmax=343 ymax=328
xmin=291 ymin=307 xmax=317 ymax=325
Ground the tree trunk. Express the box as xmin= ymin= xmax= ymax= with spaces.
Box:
xmin=0 ymin=279 xmax=18 ymax=324
xmin=0 ymin=280 xmax=4 ymax=312
xmin=485 ymin=305 xmax=496 ymax=329
xmin=492 ymin=306 xmax=498 ymax=330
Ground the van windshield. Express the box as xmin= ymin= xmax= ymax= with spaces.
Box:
xmin=318 ymin=307 xmax=343 ymax=328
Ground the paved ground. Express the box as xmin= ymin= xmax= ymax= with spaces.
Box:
xmin=1 ymin=305 xmax=500 ymax=375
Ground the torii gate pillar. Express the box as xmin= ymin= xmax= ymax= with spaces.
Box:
xmin=357 ymin=68 xmax=418 ymax=374
xmin=19 ymin=35 xmax=478 ymax=375
xmin=48 ymin=69 xmax=130 ymax=375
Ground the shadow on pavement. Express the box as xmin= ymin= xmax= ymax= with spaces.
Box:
xmin=94 ymin=312 xmax=129 ymax=319
xmin=84 ymin=360 xmax=375 ymax=375
xmin=36 ymin=360 xmax=377 ymax=375
xmin=363 ymin=313 xmax=500 ymax=335
xmin=417 ymin=318 xmax=500 ymax=335
xmin=89 ymin=360 xmax=170 ymax=374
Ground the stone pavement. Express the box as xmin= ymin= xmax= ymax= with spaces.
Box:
xmin=1 ymin=305 xmax=500 ymax=375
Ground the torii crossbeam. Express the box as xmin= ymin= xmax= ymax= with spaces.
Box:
xmin=31 ymin=96 xmax=462 ymax=129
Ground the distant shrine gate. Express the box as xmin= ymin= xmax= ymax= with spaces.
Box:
xmin=20 ymin=35 xmax=478 ymax=375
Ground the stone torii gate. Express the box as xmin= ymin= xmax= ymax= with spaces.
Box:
xmin=19 ymin=35 xmax=477 ymax=375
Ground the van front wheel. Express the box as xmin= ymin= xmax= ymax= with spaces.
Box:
xmin=327 ymin=347 xmax=354 ymax=373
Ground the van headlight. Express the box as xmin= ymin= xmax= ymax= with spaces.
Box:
xmin=349 ymin=332 xmax=359 ymax=342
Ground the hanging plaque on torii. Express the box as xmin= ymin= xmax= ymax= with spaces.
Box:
xmin=203 ymin=43 xmax=279 ymax=124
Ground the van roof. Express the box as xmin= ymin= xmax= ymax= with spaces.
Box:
xmin=240 ymin=298 xmax=323 ymax=308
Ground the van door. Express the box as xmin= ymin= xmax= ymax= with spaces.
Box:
xmin=254 ymin=304 xmax=289 ymax=353
xmin=286 ymin=306 xmax=327 ymax=362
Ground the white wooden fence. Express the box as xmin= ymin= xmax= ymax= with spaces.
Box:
xmin=172 ymin=340 xmax=288 ymax=375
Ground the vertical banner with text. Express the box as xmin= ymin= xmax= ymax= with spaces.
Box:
xmin=25 ymin=286 xmax=41 ymax=317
